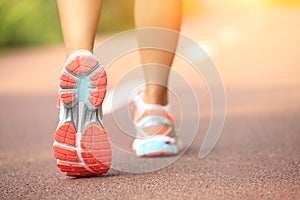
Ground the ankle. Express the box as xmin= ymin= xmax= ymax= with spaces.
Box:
xmin=70 ymin=49 xmax=93 ymax=55
xmin=143 ymin=84 xmax=168 ymax=105
xmin=66 ymin=47 xmax=94 ymax=57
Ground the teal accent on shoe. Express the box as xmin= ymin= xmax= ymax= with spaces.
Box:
xmin=137 ymin=116 xmax=173 ymax=129
xmin=136 ymin=140 xmax=179 ymax=156
xmin=60 ymin=64 xmax=101 ymax=110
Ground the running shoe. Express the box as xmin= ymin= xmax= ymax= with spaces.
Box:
xmin=53 ymin=50 xmax=111 ymax=177
xmin=131 ymin=89 xmax=183 ymax=157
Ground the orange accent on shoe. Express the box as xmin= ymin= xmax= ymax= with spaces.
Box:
xmin=54 ymin=122 xmax=76 ymax=146
xmin=53 ymin=145 xmax=80 ymax=162
xmin=59 ymin=72 xmax=77 ymax=88
xmin=66 ymin=57 xmax=83 ymax=76
xmin=176 ymin=138 xmax=184 ymax=152
xmin=135 ymin=109 xmax=174 ymax=123
xmin=60 ymin=91 xmax=76 ymax=105
xmin=90 ymin=90 xmax=106 ymax=99
xmin=66 ymin=56 xmax=98 ymax=76
xmin=156 ymin=125 xmax=170 ymax=135
xmin=56 ymin=162 xmax=98 ymax=177
xmin=80 ymin=57 xmax=98 ymax=75
xmin=80 ymin=123 xmax=111 ymax=174
xmin=88 ymin=68 xmax=107 ymax=107
xmin=130 ymin=103 xmax=137 ymax=110
xmin=54 ymin=122 xmax=111 ymax=177
xmin=90 ymin=68 xmax=106 ymax=86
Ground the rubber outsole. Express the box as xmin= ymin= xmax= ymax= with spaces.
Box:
xmin=53 ymin=54 xmax=111 ymax=177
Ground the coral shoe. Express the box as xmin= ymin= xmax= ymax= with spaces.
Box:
xmin=53 ymin=50 xmax=111 ymax=177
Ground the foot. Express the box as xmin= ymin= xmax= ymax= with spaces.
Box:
xmin=53 ymin=50 xmax=111 ymax=177
xmin=131 ymin=89 xmax=183 ymax=157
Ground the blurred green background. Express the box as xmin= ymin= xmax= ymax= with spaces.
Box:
xmin=0 ymin=0 xmax=299 ymax=48
xmin=0 ymin=0 xmax=135 ymax=48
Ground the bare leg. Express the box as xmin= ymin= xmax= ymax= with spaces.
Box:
xmin=134 ymin=0 xmax=183 ymax=105
xmin=57 ymin=0 xmax=103 ymax=56
xmin=54 ymin=0 xmax=113 ymax=177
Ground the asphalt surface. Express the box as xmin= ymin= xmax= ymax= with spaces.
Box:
xmin=0 ymin=4 xmax=299 ymax=200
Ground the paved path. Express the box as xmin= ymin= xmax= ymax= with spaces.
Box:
xmin=0 ymin=4 xmax=299 ymax=200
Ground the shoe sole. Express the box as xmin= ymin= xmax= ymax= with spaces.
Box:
xmin=53 ymin=54 xmax=111 ymax=177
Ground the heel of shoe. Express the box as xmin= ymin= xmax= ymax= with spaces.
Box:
xmin=53 ymin=122 xmax=111 ymax=177
xmin=58 ymin=55 xmax=107 ymax=110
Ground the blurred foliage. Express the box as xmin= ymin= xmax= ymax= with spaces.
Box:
xmin=0 ymin=0 xmax=61 ymax=47
xmin=0 ymin=0 xmax=134 ymax=48
xmin=1 ymin=0 xmax=296 ymax=47
xmin=0 ymin=0 xmax=203 ymax=47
